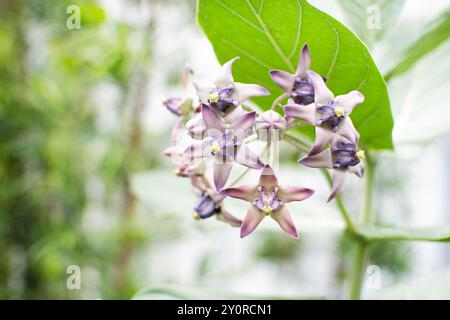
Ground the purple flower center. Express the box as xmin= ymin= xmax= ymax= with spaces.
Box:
xmin=291 ymin=78 xmax=314 ymax=105
xmin=316 ymin=102 xmax=345 ymax=132
xmin=210 ymin=133 xmax=238 ymax=159
xmin=208 ymin=85 xmax=239 ymax=114
xmin=331 ymin=140 xmax=360 ymax=168
xmin=252 ymin=186 xmax=283 ymax=215
xmin=193 ymin=192 xmax=221 ymax=219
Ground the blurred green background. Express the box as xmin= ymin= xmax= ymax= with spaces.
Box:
xmin=1 ymin=0 xmax=450 ymax=299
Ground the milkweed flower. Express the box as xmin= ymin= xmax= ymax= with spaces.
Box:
xmin=255 ymin=110 xmax=287 ymax=141
xmin=284 ymin=70 xmax=364 ymax=155
xmin=184 ymin=104 xmax=264 ymax=191
xmin=270 ymin=44 xmax=315 ymax=105
xmin=191 ymin=175 xmax=241 ymax=227
xmin=163 ymin=146 xmax=206 ymax=178
xmin=162 ymin=67 xmax=196 ymax=117
xmin=223 ymin=165 xmax=314 ymax=238
xmin=300 ymin=136 xmax=365 ymax=202
xmin=194 ymin=57 xmax=270 ymax=117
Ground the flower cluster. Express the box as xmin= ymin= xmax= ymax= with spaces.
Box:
xmin=162 ymin=44 xmax=365 ymax=238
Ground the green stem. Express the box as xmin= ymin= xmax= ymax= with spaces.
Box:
xmin=348 ymin=239 xmax=368 ymax=300
xmin=348 ymin=155 xmax=375 ymax=300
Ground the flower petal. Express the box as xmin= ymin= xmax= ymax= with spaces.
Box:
xmin=283 ymin=103 xmax=316 ymax=124
xmin=232 ymin=82 xmax=270 ymax=104
xmin=348 ymin=162 xmax=364 ymax=177
xmin=214 ymin=57 xmax=239 ymax=87
xmin=240 ymin=206 xmax=264 ymax=238
xmin=308 ymin=127 xmax=335 ymax=156
xmin=193 ymin=81 xmax=214 ymax=102
xmin=229 ymin=111 xmax=256 ymax=132
xmin=184 ymin=138 xmax=213 ymax=160
xmin=337 ymin=117 xmax=359 ymax=145
xmin=296 ymin=43 xmax=311 ymax=77
xmin=222 ymin=185 xmax=257 ymax=202
xmin=213 ymin=161 xmax=233 ymax=191
xmin=202 ymin=104 xmax=226 ymax=133
xmin=334 ymin=90 xmax=364 ymax=114
xmin=271 ymin=206 xmax=298 ymax=239
xmin=327 ymin=169 xmax=347 ymax=202
xmin=279 ymin=186 xmax=314 ymax=203
xmin=299 ymin=148 xmax=333 ymax=169
xmin=269 ymin=70 xmax=296 ymax=93
xmin=217 ymin=209 xmax=242 ymax=227
xmin=235 ymin=144 xmax=264 ymax=169
xmin=258 ymin=164 xmax=279 ymax=189
xmin=306 ymin=70 xmax=334 ymax=105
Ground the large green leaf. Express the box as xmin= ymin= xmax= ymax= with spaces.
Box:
xmin=358 ymin=224 xmax=450 ymax=242
xmin=197 ymin=0 xmax=393 ymax=150
xmin=385 ymin=9 xmax=450 ymax=81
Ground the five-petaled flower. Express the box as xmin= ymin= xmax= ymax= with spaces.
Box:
xmin=270 ymin=44 xmax=315 ymax=105
xmin=194 ymin=57 xmax=270 ymax=117
xmin=191 ymin=175 xmax=242 ymax=227
xmin=184 ymin=104 xmax=264 ymax=191
xmin=300 ymin=136 xmax=365 ymax=202
xmin=284 ymin=70 xmax=364 ymax=155
xmin=223 ymin=165 xmax=314 ymax=238
xmin=255 ymin=110 xmax=287 ymax=141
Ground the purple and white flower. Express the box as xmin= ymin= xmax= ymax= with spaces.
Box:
xmin=270 ymin=44 xmax=315 ymax=105
xmin=194 ymin=57 xmax=270 ymax=117
xmin=164 ymin=146 xmax=206 ymax=178
xmin=284 ymin=70 xmax=364 ymax=155
xmin=163 ymin=67 xmax=196 ymax=117
xmin=184 ymin=104 xmax=264 ymax=191
xmin=191 ymin=175 xmax=242 ymax=227
xmin=300 ymin=136 xmax=365 ymax=202
xmin=223 ymin=165 xmax=314 ymax=238
xmin=255 ymin=110 xmax=287 ymax=140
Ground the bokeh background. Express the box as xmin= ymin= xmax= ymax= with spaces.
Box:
xmin=1 ymin=0 xmax=450 ymax=299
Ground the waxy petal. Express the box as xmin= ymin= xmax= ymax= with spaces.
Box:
xmin=255 ymin=110 xmax=287 ymax=131
xmin=299 ymin=148 xmax=333 ymax=169
xmin=306 ymin=70 xmax=334 ymax=105
xmin=213 ymin=161 xmax=233 ymax=191
xmin=194 ymin=81 xmax=214 ymax=102
xmin=271 ymin=206 xmax=298 ymax=239
xmin=348 ymin=162 xmax=364 ymax=177
xmin=235 ymin=144 xmax=264 ymax=169
xmin=202 ymin=104 xmax=226 ymax=133
xmin=240 ymin=206 xmax=264 ymax=238
xmin=334 ymin=90 xmax=364 ymax=114
xmin=229 ymin=111 xmax=256 ymax=132
xmin=337 ymin=117 xmax=359 ymax=145
xmin=258 ymin=165 xmax=279 ymax=190
xmin=279 ymin=186 xmax=314 ymax=203
xmin=217 ymin=209 xmax=242 ymax=227
xmin=214 ymin=57 xmax=239 ymax=87
xmin=269 ymin=70 xmax=296 ymax=94
xmin=232 ymin=82 xmax=270 ymax=103
xmin=184 ymin=137 xmax=213 ymax=160
xmin=222 ymin=185 xmax=257 ymax=202
xmin=283 ymin=103 xmax=316 ymax=124
xmin=308 ymin=127 xmax=335 ymax=156
xmin=296 ymin=44 xmax=311 ymax=77
xmin=327 ymin=169 xmax=347 ymax=202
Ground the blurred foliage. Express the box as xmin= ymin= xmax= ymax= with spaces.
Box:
xmin=0 ymin=0 xmax=163 ymax=299
xmin=255 ymin=232 xmax=301 ymax=263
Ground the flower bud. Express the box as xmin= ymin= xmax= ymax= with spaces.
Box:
xmin=255 ymin=110 xmax=286 ymax=141
xmin=186 ymin=114 xmax=206 ymax=140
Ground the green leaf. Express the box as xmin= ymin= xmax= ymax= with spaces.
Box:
xmin=197 ymin=0 xmax=393 ymax=150
xmin=385 ymin=9 xmax=450 ymax=81
xmin=133 ymin=284 xmax=326 ymax=300
xmin=336 ymin=0 xmax=405 ymax=49
xmin=358 ymin=224 xmax=450 ymax=242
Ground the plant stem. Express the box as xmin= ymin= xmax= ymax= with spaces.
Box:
xmin=348 ymin=154 xmax=375 ymax=300
xmin=271 ymin=92 xmax=289 ymax=110
xmin=348 ymin=239 xmax=368 ymax=300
